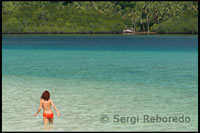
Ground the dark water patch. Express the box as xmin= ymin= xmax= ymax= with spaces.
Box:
xmin=2 ymin=35 xmax=198 ymax=52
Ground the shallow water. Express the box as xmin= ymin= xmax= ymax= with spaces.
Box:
xmin=2 ymin=34 xmax=198 ymax=131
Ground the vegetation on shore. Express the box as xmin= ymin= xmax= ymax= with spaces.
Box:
xmin=2 ymin=1 xmax=198 ymax=34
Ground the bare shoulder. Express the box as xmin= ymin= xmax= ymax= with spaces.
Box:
xmin=40 ymin=99 xmax=44 ymax=104
xmin=49 ymin=99 xmax=52 ymax=103
xmin=40 ymin=99 xmax=44 ymax=102
xmin=49 ymin=99 xmax=55 ymax=105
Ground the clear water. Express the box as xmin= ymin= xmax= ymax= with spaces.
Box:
xmin=2 ymin=34 xmax=198 ymax=131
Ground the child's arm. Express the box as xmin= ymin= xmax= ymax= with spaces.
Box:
xmin=50 ymin=100 xmax=60 ymax=117
xmin=34 ymin=99 xmax=43 ymax=117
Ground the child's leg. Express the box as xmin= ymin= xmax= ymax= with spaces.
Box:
xmin=43 ymin=117 xmax=48 ymax=125
xmin=49 ymin=117 xmax=54 ymax=124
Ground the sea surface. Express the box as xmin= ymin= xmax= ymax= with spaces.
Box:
xmin=2 ymin=34 xmax=198 ymax=131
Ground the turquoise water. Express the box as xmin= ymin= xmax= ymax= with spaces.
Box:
xmin=2 ymin=35 xmax=198 ymax=131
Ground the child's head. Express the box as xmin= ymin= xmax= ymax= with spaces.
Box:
xmin=41 ymin=90 xmax=50 ymax=101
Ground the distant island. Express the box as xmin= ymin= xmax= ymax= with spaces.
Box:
xmin=2 ymin=1 xmax=198 ymax=34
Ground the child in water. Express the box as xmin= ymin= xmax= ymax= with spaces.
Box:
xmin=34 ymin=90 xmax=60 ymax=125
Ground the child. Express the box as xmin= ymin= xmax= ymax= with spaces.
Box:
xmin=34 ymin=90 xmax=60 ymax=125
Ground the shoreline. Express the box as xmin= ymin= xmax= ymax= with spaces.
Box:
xmin=2 ymin=32 xmax=198 ymax=35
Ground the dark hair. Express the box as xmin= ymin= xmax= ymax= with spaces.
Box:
xmin=41 ymin=90 xmax=50 ymax=101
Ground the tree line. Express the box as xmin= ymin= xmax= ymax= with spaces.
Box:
xmin=2 ymin=1 xmax=198 ymax=34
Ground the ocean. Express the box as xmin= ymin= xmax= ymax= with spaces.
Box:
xmin=2 ymin=34 xmax=198 ymax=131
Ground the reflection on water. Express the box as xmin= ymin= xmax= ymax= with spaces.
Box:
xmin=43 ymin=124 xmax=54 ymax=130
